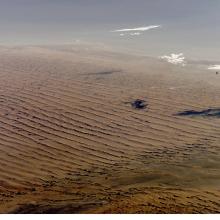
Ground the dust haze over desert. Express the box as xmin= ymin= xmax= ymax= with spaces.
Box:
xmin=0 ymin=0 xmax=220 ymax=214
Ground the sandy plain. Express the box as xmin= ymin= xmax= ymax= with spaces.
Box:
xmin=0 ymin=45 xmax=219 ymax=213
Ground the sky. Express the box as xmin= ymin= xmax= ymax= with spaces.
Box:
xmin=0 ymin=0 xmax=219 ymax=60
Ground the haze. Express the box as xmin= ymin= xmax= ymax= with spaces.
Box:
xmin=0 ymin=0 xmax=220 ymax=60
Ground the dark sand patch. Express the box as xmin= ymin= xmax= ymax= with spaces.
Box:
xmin=176 ymin=108 xmax=220 ymax=117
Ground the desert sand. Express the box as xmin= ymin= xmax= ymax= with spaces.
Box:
xmin=0 ymin=45 xmax=219 ymax=213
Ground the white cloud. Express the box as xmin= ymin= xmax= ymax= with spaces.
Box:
xmin=112 ymin=25 xmax=161 ymax=32
xmin=208 ymin=65 xmax=220 ymax=70
xmin=119 ymin=32 xmax=142 ymax=37
xmin=160 ymin=53 xmax=186 ymax=66
xmin=130 ymin=32 xmax=141 ymax=36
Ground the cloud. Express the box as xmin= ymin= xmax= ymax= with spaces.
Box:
xmin=130 ymin=32 xmax=141 ymax=36
xmin=119 ymin=32 xmax=142 ymax=37
xmin=208 ymin=65 xmax=220 ymax=70
xmin=160 ymin=53 xmax=186 ymax=66
xmin=112 ymin=25 xmax=161 ymax=32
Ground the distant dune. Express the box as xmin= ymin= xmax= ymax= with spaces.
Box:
xmin=0 ymin=46 xmax=219 ymax=213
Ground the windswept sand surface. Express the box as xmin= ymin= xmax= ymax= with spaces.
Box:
xmin=0 ymin=46 xmax=219 ymax=213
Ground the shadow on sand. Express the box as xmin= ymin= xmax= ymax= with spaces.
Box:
xmin=86 ymin=70 xmax=121 ymax=75
xmin=175 ymin=108 xmax=220 ymax=117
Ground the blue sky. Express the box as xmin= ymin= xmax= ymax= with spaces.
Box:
xmin=0 ymin=0 xmax=219 ymax=60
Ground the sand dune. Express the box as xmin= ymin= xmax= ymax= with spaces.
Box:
xmin=0 ymin=46 xmax=219 ymax=213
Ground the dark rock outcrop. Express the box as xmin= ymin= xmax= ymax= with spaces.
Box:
xmin=131 ymin=99 xmax=148 ymax=109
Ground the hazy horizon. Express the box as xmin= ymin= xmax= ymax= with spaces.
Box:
xmin=0 ymin=0 xmax=220 ymax=60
